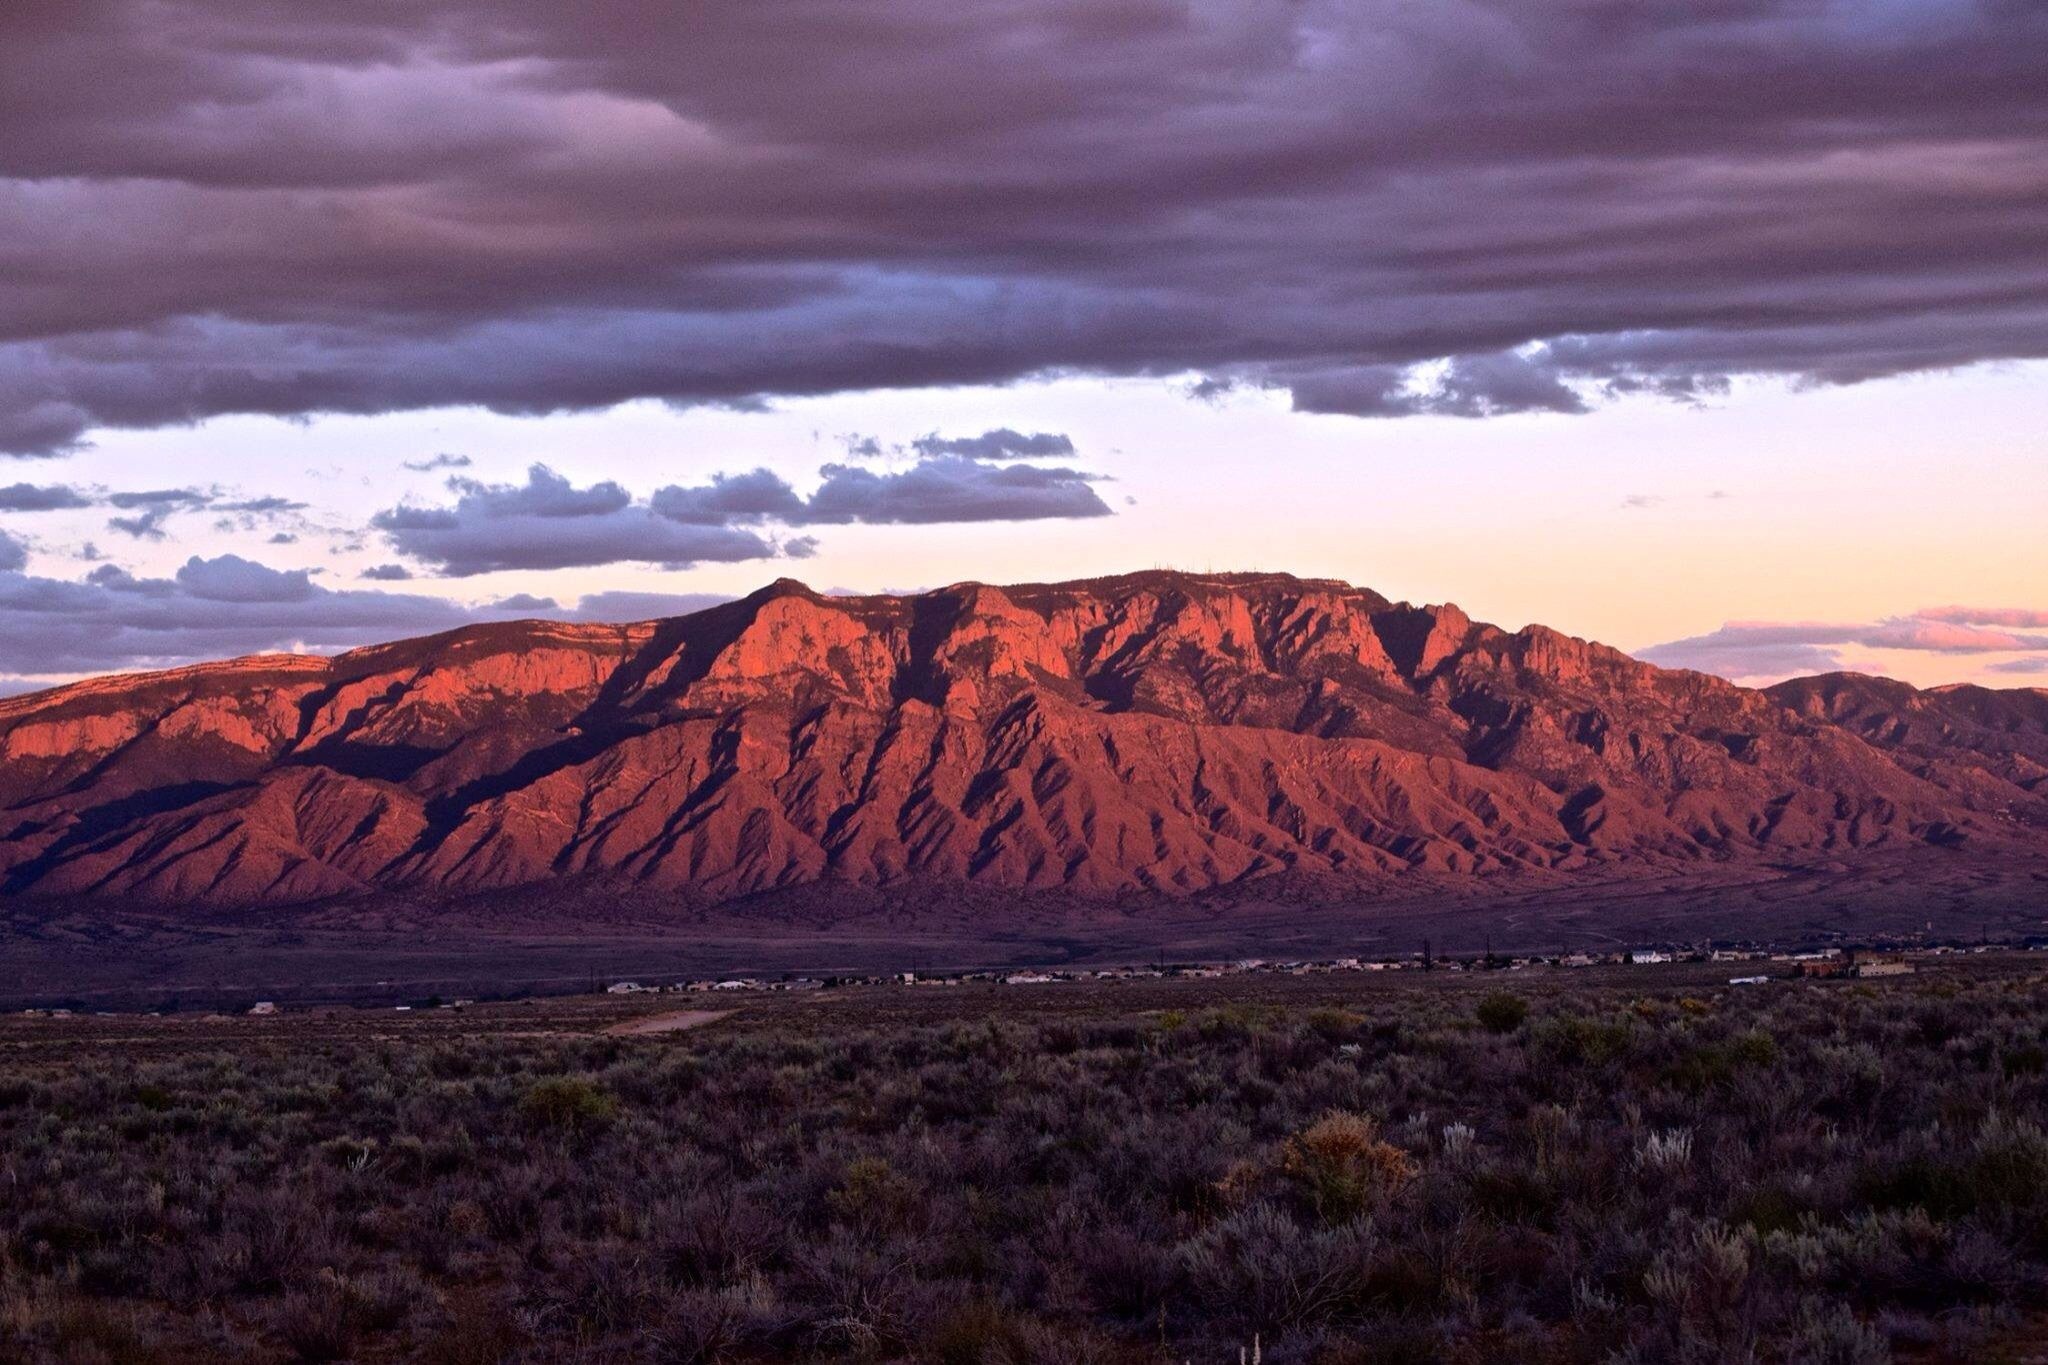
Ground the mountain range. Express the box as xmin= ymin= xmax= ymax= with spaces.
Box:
xmin=3 ymin=571 xmax=2045 ymax=921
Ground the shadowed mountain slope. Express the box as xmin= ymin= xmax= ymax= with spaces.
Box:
xmin=3 ymin=572 xmax=2043 ymax=912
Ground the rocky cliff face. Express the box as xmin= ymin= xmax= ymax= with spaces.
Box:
xmin=3 ymin=572 xmax=2042 ymax=911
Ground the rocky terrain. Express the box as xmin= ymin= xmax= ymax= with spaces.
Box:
xmin=2 ymin=571 xmax=2044 ymax=921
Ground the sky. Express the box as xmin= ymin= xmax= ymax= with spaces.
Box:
xmin=0 ymin=0 xmax=2044 ymax=693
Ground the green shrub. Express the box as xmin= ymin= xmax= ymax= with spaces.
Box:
xmin=517 ymin=1076 xmax=616 ymax=1133
xmin=1474 ymin=991 xmax=1528 ymax=1034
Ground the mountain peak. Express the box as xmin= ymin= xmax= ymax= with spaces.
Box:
xmin=2 ymin=571 xmax=2042 ymax=912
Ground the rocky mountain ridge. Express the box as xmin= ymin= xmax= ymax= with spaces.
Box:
xmin=3 ymin=571 xmax=2042 ymax=912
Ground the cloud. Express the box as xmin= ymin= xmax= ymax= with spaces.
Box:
xmin=0 ymin=556 xmax=479 ymax=673
xmin=1284 ymin=351 xmax=1591 ymax=419
xmin=0 ymin=556 xmax=746 ymax=677
xmin=486 ymin=593 xmax=559 ymax=614
xmin=173 ymin=553 xmax=316 ymax=603
xmin=802 ymin=456 xmax=1112 ymax=525
xmin=0 ymin=530 xmax=25 ymax=572
xmin=107 ymin=508 xmax=174 ymax=540
xmin=910 ymin=429 xmax=1075 ymax=461
xmin=105 ymin=488 xmax=209 ymax=510
xmin=473 ymin=589 xmax=735 ymax=621
xmin=104 ymin=487 xmax=212 ymax=540
xmin=1917 ymin=606 xmax=2048 ymax=629
xmin=1638 ymin=637 xmax=1849 ymax=683
xmin=0 ymin=482 xmax=92 ymax=511
xmin=375 ymin=454 xmax=1114 ymax=574
xmin=2 ymin=0 xmax=2045 ymax=453
xmin=441 ymin=466 xmax=632 ymax=519
xmin=214 ymin=496 xmax=307 ymax=514
xmin=403 ymin=453 xmax=472 ymax=472
xmin=562 ymin=590 xmax=732 ymax=621
xmin=360 ymin=563 xmax=414 ymax=581
xmin=1639 ymin=606 xmax=2048 ymax=683
xmin=648 ymin=468 xmax=806 ymax=525
xmin=372 ymin=464 xmax=779 ymax=576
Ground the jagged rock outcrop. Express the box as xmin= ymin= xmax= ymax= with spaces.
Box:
xmin=2 ymin=571 xmax=2042 ymax=912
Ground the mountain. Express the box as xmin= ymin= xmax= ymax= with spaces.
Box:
xmin=3 ymin=571 xmax=2044 ymax=916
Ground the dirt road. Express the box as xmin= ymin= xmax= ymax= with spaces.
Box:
xmin=601 ymin=1008 xmax=733 ymax=1036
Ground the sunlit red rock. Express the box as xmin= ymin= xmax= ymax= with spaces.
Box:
xmin=1 ymin=571 xmax=2041 ymax=911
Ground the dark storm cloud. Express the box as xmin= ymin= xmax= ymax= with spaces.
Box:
xmin=1284 ymin=352 xmax=1590 ymax=419
xmin=1639 ymin=607 xmax=2048 ymax=681
xmin=2 ymin=0 xmax=2045 ymax=454
xmin=0 ymin=482 xmax=91 ymax=511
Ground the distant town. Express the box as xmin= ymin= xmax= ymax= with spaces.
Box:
xmin=611 ymin=939 xmax=1948 ymax=999
xmin=27 ymin=935 xmax=2048 ymax=1019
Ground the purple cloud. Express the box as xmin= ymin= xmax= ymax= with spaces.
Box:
xmin=648 ymin=468 xmax=807 ymax=525
xmin=376 ymin=452 xmax=1114 ymax=575
xmin=0 ymin=556 xmax=740 ymax=676
xmin=0 ymin=483 xmax=92 ymax=512
xmin=802 ymin=456 xmax=1111 ymax=525
xmin=909 ymin=429 xmax=1076 ymax=461
xmin=372 ymin=465 xmax=780 ymax=576
xmin=1640 ymin=605 xmax=2048 ymax=682
xmin=0 ymin=0 xmax=2044 ymax=453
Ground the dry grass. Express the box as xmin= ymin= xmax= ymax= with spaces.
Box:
xmin=1 ymin=961 xmax=2045 ymax=1361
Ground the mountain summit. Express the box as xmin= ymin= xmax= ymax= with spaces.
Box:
xmin=3 ymin=571 xmax=2043 ymax=912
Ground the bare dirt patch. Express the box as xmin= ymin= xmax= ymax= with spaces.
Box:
xmin=602 ymin=1008 xmax=733 ymax=1036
